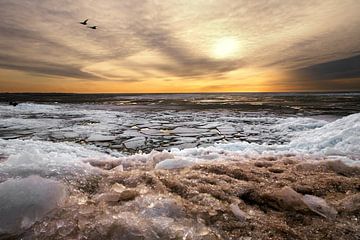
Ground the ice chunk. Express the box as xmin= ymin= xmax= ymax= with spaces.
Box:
xmin=87 ymin=134 xmax=116 ymax=142
xmin=173 ymin=137 xmax=198 ymax=143
xmin=217 ymin=125 xmax=237 ymax=135
xmin=199 ymin=136 xmax=224 ymax=143
xmin=172 ymin=143 xmax=198 ymax=150
xmin=0 ymin=138 xmax=121 ymax=177
xmin=111 ymin=183 xmax=126 ymax=193
xmin=336 ymin=193 xmax=360 ymax=213
xmin=140 ymin=197 xmax=185 ymax=218
xmin=0 ymin=176 xmax=66 ymax=236
xmin=155 ymin=158 xmax=195 ymax=170
xmin=230 ymin=203 xmax=248 ymax=222
xmin=323 ymin=160 xmax=360 ymax=177
xmin=123 ymin=137 xmax=146 ymax=149
xmin=111 ymin=164 xmax=124 ymax=172
xmin=273 ymin=117 xmax=327 ymax=136
xmin=105 ymin=195 xmax=212 ymax=239
xmin=62 ymin=132 xmax=79 ymax=139
xmin=172 ymin=127 xmax=207 ymax=137
xmin=289 ymin=113 xmax=360 ymax=157
xmin=95 ymin=193 xmax=121 ymax=203
xmin=302 ymin=195 xmax=337 ymax=218
xmin=266 ymin=186 xmax=307 ymax=211
xmin=140 ymin=129 xmax=164 ymax=136
xmin=94 ymin=189 xmax=139 ymax=203
xmin=198 ymin=122 xmax=222 ymax=129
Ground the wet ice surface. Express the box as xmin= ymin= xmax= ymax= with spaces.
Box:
xmin=21 ymin=160 xmax=360 ymax=239
xmin=0 ymin=176 xmax=66 ymax=237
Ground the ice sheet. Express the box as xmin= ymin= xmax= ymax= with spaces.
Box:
xmin=0 ymin=103 xmax=359 ymax=177
xmin=0 ymin=103 xmax=330 ymax=152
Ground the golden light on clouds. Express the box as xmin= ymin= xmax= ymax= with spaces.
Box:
xmin=0 ymin=0 xmax=359 ymax=92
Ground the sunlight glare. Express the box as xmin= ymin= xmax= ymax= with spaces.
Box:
xmin=212 ymin=37 xmax=239 ymax=59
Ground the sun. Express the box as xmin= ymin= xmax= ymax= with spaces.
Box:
xmin=212 ymin=37 xmax=239 ymax=59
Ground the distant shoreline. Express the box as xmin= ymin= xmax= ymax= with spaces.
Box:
xmin=1 ymin=91 xmax=360 ymax=95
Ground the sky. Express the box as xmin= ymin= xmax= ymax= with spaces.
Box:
xmin=0 ymin=0 xmax=359 ymax=93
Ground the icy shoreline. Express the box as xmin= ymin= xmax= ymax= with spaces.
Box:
xmin=0 ymin=100 xmax=359 ymax=239
xmin=0 ymin=102 xmax=339 ymax=154
xmin=1 ymin=158 xmax=359 ymax=239
xmin=0 ymin=112 xmax=359 ymax=180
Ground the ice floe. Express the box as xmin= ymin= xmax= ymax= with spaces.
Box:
xmin=0 ymin=102 xmax=333 ymax=153
xmin=0 ymin=103 xmax=359 ymax=178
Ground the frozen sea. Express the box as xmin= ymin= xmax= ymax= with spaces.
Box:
xmin=0 ymin=92 xmax=359 ymax=178
xmin=0 ymin=92 xmax=360 ymax=238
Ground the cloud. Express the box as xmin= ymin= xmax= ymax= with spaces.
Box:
xmin=285 ymin=55 xmax=360 ymax=90
xmin=0 ymin=0 xmax=360 ymax=91
xmin=294 ymin=54 xmax=360 ymax=81
xmin=0 ymin=54 xmax=96 ymax=79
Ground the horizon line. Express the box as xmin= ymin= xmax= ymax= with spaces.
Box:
xmin=0 ymin=90 xmax=360 ymax=95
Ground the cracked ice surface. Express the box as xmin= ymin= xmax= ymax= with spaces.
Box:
xmin=0 ymin=103 xmax=330 ymax=154
xmin=0 ymin=103 xmax=359 ymax=179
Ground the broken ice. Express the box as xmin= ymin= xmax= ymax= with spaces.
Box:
xmin=0 ymin=176 xmax=67 ymax=236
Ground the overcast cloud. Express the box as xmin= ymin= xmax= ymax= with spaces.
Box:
xmin=0 ymin=0 xmax=359 ymax=92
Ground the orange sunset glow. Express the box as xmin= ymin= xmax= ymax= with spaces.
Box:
xmin=0 ymin=0 xmax=359 ymax=92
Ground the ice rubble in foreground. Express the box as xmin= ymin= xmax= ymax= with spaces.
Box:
xmin=0 ymin=113 xmax=359 ymax=177
xmin=0 ymin=138 xmax=122 ymax=177
xmin=0 ymin=176 xmax=66 ymax=236
xmin=21 ymin=157 xmax=360 ymax=239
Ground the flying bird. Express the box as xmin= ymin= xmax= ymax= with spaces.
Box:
xmin=80 ymin=19 xmax=88 ymax=25
xmin=88 ymin=26 xmax=97 ymax=30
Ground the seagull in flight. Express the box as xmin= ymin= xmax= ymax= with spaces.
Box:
xmin=88 ymin=26 xmax=97 ymax=30
xmin=80 ymin=19 xmax=89 ymax=25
